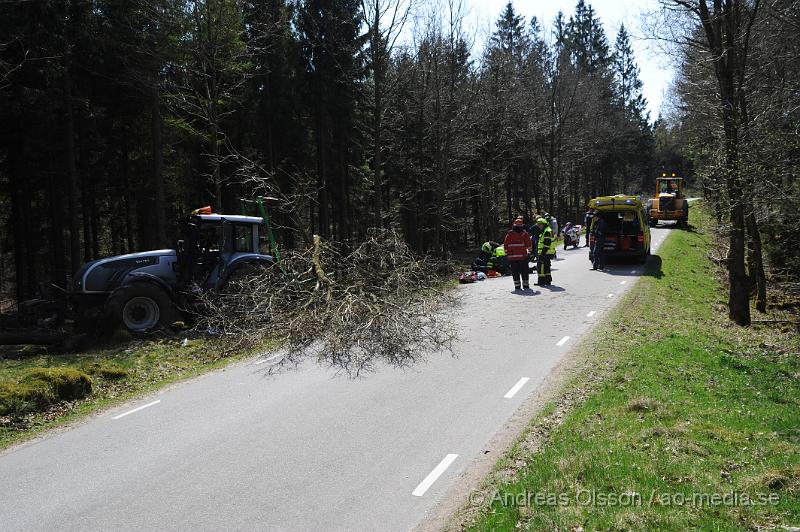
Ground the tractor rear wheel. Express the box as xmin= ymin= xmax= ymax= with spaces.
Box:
xmin=106 ymin=283 xmax=175 ymax=333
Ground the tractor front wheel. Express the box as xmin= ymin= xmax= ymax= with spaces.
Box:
xmin=106 ymin=283 xmax=175 ymax=333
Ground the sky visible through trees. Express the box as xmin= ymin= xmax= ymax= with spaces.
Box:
xmin=463 ymin=0 xmax=673 ymax=118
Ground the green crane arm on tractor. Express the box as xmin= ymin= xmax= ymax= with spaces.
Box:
xmin=240 ymin=196 xmax=285 ymax=273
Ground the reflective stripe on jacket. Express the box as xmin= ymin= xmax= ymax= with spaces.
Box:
xmin=538 ymin=226 xmax=555 ymax=255
xmin=503 ymin=230 xmax=532 ymax=261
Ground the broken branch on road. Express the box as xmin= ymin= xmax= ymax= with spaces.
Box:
xmin=197 ymin=230 xmax=459 ymax=375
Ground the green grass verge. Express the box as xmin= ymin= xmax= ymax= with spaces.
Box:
xmin=465 ymin=205 xmax=799 ymax=530
xmin=0 ymin=335 xmax=271 ymax=451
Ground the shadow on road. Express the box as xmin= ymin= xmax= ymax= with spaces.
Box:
xmin=598 ymin=263 xmax=646 ymax=276
xmin=541 ymin=285 xmax=565 ymax=292
xmin=643 ymin=254 xmax=664 ymax=279
xmin=510 ymin=289 xmax=540 ymax=296
xmin=654 ymin=221 xmax=696 ymax=233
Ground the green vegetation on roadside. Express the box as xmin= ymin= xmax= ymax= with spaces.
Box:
xmin=0 ymin=336 xmax=266 ymax=450
xmin=466 ymin=205 xmax=799 ymax=530
xmin=0 ymin=367 xmax=93 ymax=417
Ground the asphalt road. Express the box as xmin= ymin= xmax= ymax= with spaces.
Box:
xmin=1 ymin=226 xmax=675 ymax=532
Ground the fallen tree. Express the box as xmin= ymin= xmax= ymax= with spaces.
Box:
xmin=197 ymin=230 xmax=459 ymax=375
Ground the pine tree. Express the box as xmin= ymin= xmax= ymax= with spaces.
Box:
xmin=297 ymin=0 xmax=364 ymax=240
xmin=173 ymin=0 xmax=250 ymax=212
xmin=490 ymin=2 xmax=530 ymax=63
xmin=612 ymin=24 xmax=648 ymax=124
xmin=242 ymin=0 xmax=304 ymax=247
xmin=566 ymin=0 xmax=610 ymax=73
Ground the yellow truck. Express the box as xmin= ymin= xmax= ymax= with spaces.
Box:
xmin=647 ymin=173 xmax=689 ymax=227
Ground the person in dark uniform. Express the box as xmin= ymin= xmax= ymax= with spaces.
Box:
xmin=583 ymin=208 xmax=594 ymax=247
xmin=472 ymin=241 xmax=501 ymax=272
xmin=529 ymin=212 xmax=544 ymax=260
xmin=592 ymin=212 xmax=608 ymax=271
xmin=535 ymin=217 xmax=555 ymax=285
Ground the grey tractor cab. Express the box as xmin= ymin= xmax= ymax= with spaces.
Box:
xmin=71 ymin=213 xmax=274 ymax=332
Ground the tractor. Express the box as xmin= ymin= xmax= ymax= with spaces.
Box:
xmin=647 ymin=173 xmax=689 ymax=228
xmin=69 ymin=206 xmax=276 ymax=333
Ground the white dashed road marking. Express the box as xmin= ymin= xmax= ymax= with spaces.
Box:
xmin=587 ymin=311 xmax=596 ymax=317
xmin=556 ymin=336 xmax=570 ymax=347
xmin=504 ymin=378 xmax=530 ymax=399
xmin=112 ymin=400 xmax=160 ymax=420
xmin=412 ymin=454 xmax=458 ymax=497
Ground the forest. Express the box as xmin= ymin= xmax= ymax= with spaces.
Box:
xmin=0 ymin=0 xmax=797 ymax=326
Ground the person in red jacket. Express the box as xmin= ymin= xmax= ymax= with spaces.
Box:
xmin=503 ymin=216 xmax=533 ymax=291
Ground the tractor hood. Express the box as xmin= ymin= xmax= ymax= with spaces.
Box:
xmin=75 ymin=250 xmax=178 ymax=293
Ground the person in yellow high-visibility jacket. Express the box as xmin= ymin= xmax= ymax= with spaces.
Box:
xmin=536 ymin=217 xmax=555 ymax=286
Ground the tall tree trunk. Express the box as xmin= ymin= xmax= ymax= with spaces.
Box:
xmin=505 ymin=168 xmax=513 ymax=224
xmin=373 ymin=89 xmax=384 ymax=229
xmin=212 ymin=121 xmax=223 ymax=212
xmin=724 ymin=117 xmax=750 ymax=325
xmin=8 ymin=127 xmax=29 ymax=303
xmin=152 ymin=87 xmax=167 ymax=247
xmin=727 ymin=189 xmax=750 ymax=325
xmin=338 ymin=136 xmax=350 ymax=240
xmin=735 ymin=43 xmax=766 ymax=314
xmin=48 ymin=172 xmax=67 ymax=289
xmin=696 ymin=0 xmax=750 ymax=325
xmin=63 ymin=59 xmax=82 ymax=274
xmin=0 ymin=226 xmax=4 ymax=309
xmin=315 ymin=110 xmax=329 ymax=238
xmin=745 ymin=209 xmax=767 ymax=312
xmin=79 ymin=112 xmax=93 ymax=262
xmin=121 ymin=136 xmax=135 ymax=252
xmin=80 ymin=177 xmax=93 ymax=262
xmin=722 ymin=67 xmax=749 ymax=325
xmin=90 ymin=181 xmax=100 ymax=258
xmin=371 ymin=16 xmax=384 ymax=229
